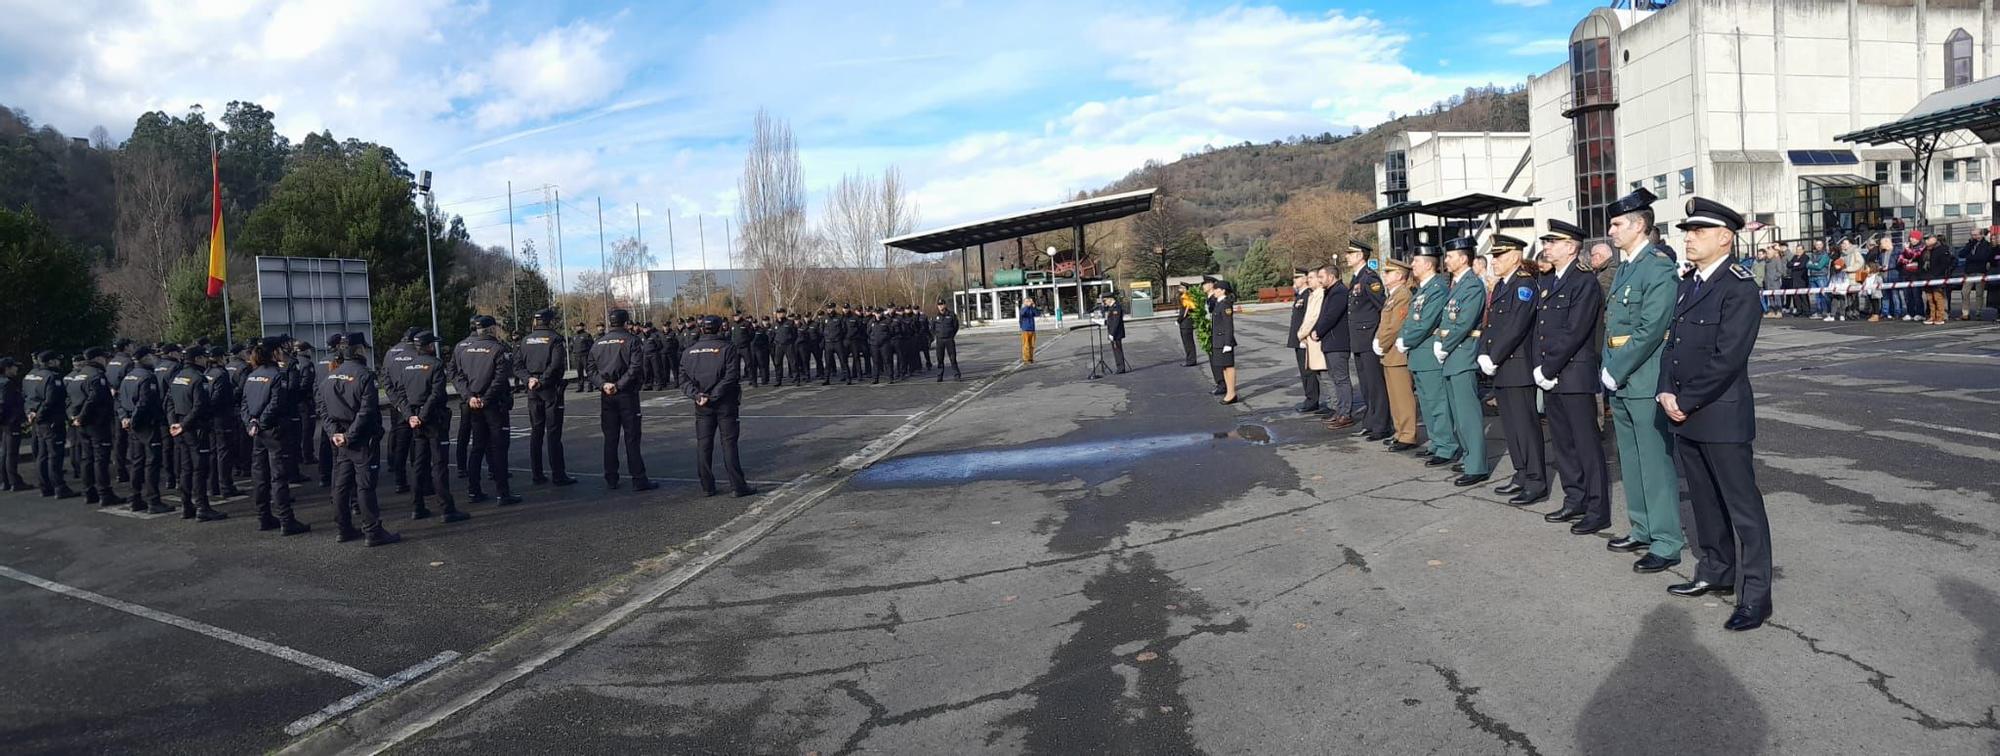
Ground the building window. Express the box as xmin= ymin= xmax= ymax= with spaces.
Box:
xmin=1652 ymin=174 xmax=1668 ymax=196
xmin=1965 ymin=159 xmax=1984 ymax=182
xmin=1385 ymin=151 xmax=1408 ymax=193
xmin=1948 ymin=29 xmax=1975 ymax=88
xmin=1900 ymin=206 xmax=1919 ymax=219
xmin=1874 ymin=161 xmax=1892 ymax=184
xmin=1969 ymin=202 xmax=1986 ymax=218
xmin=1568 ymin=29 xmax=1617 ymax=235
xmin=1679 ymin=168 xmax=1695 ymax=195
xmin=1944 ymin=204 xmax=1962 ymax=218
xmin=1900 ymin=160 xmax=1916 ymax=183
xmin=1945 ymin=160 xmax=1960 ymax=182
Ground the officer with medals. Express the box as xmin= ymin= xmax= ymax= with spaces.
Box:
xmin=1395 ymin=247 xmax=1452 ymax=464
xmin=1475 ymin=234 xmax=1547 ymax=504
xmin=1658 ymin=197 xmax=1774 ymax=631
xmin=1435 ymin=237 xmax=1491 ymax=487
xmin=521 ymin=308 xmax=577 ymax=487
xmin=1600 ymin=188 xmax=1685 ymax=574
xmin=1532 ymin=220 xmax=1613 ymax=534
xmin=1373 ymin=258 xmax=1421 ymax=450
xmin=1343 ymin=242 xmax=1389 ymax=440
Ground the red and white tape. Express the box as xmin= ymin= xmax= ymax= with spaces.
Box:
xmin=1758 ymin=272 xmax=2000 ymax=296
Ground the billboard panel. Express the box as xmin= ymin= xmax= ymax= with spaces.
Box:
xmin=255 ymin=257 xmax=373 ymax=361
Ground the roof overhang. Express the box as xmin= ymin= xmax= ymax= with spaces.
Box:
xmin=1417 ymin=190 xmax=1535 ymax=219
xmin=1353 ymin=200 xmax=1425 ymax=224
xmin=882 ymin=188 xmax=1158 ymax=254
xmin=1837 ymin=75 xmax=2000 ymax=145
xmin=1799 ymin=174 xmax=1876 ymax=189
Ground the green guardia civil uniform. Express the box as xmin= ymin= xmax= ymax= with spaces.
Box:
xmin=1437 ymin=270 xmax=1489 ymax=476
xmin=1399 ymin=272 xmax=1454 ymax=459
xmin=1603 ymin=241 xmax=1684 ymax=558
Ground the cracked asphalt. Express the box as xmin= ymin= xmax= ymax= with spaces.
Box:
xmin=371 ymin=312 xmax=2000 ymax=755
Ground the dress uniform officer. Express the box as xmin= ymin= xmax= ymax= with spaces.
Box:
xmin=592 ymin=309 xmax=655 ymax=490
xmin=203 ymin=346 xmax=245 ymax=498
xmin=1372 ymin=259 xmax=1421 ymax=450
xmin=1344 ymin=242 xmax=1390 ymax=440
xmin=1435 ymin=238 xmax=1491 ymax=486
xmin=521 ymin=309 xmax=577 ymax=487
xmin=103 ymin=339 xmax=134 ymax=483
xmin=453 ymin=316 xmax=521 ymax=505
xmin=1599 ymin=188 xmax=1686 ymax=573
xmin=393 ymin=331 xmax=468 ymax=522
xmin=242 ymin=339 xmax=309 ymax=534
xmin=1207 ymin=279 xmax=1240 ymax=403
xmin=382 ymin=327 xmax=422 ymax=493
xmin=1176 ymin=287 xmax=1201 ymax=367
xmin=1396 ymin=248 xmax=1454 ymax=464
xmin=771 ymin=310 xmax=797 ymax=387
xmin=24 ymin=352 xmax=78 ymax=498
xmin=932 ymin=301 xmax=962 ymax=381
xmin=1532 ymin=220 xmax=1613 ymax=534
xmin=116 ymin=346 xmax=170 ymax=513
xmin=1476 ymin=235 xmax=1548 ymax=505
xmin=680 ymin=315 xmax=756 ymax=497
xmin=165 ymin=348 xmax=227 ymax=521
xmin=569 ymin=323 xmax=594 ymax=394
xmin=0 ymin=358 xmax=23 ymax=492
xmin=1102 ymin=293 xmax=1129 ymax=374
xmin=1657 ymin=197 xmax=1774 ymax=631
xmin=319 ymin=341 xmax=399 ymax=546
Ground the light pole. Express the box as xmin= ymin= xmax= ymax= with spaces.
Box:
xmin=1046 ymin=245 xmax=1060 ymax=321
xmin=418 ymin=170 xmax=439 ymax=337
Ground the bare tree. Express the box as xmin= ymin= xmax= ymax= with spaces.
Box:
xmin=822 ymin=170 xmax=880 ymax=301
xmin=738 ymin=109 xmax=812 ymax=311
xmin=1271 ymin=189 xmax=1376 ymax=272
xmin=88 ymin=125 xmax=113 ymax=150
xmin=877 ymin=166 xmax=921 ymax=304
xmin=606 ymin=236 xmax=651 ymax=309
xmin=108 ymin=149 xmax=198 ymax=338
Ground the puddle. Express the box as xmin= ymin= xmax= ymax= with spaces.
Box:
xmin=854 ymin=427 xmax=1275 ymax=487
xmin=1216 ymin=424 xmax=1272 ymax=445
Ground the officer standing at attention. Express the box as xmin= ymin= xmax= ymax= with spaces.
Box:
xmin=117 ymin=346 xmax=170 ymax=513
xmin=1600 ymin=188 xmax=1686 ymax=574
xmin=312 ymin=334 xmax=345 ymax=488
xmin=824 ymin=306 xmax=849 ymax=385
xmin=241 ymin=339 xmax=308 ymax=534
xmin=103 ymin=338 xmax=134 ymax=484
xmin=639 ymin=323 xmax=663 ymax=391
xmin=1532 ymin=220 xmax=1613 ymax=535
xmin=166 ymin=348 xmax=227 ymax=521
xmin=1435 ymin=238 xmax=1491 ymax=487
xmin=1286 ymin=269 xmax=1317 ymax=412
xmin=570 ymin=322 xmax=594 ymax=394
xmin=868 ymin=309 xmax=894 ymax=384
xmin=319 ymin=338 xmax=399 ymax=546
xmin=932 ymin=300 xmax=962 ymax=381
xmin=382 ymin=327 xmax=421 ymax=494
xmin=680 ymin=315 xmax=756 ymax=497
xmin=152 ymin=344 xmax=185 ymax=489
xmin=0 ymin=358 xmax=23 ymax=492
xmin=203 ymin=346 xmax=245 ymax=498
xmin=453 ymin=316 xmax=521 ymax=505
xmin=846 ymin=305 xmax=871 ymax=379
xmin=1102 ymin=293 xmax=1129 ymax=374
xmin=1176 ymin=286 xmax=1201 ymax=367
xmin=1372 ymin=259 xmax=1421 ymax=450
xmin=25 ymin=352 xmax=78 ymax=498
xmin=1476 ymin=235 xmax=1547 ymax=505
xmin=68 ymin=350 xmax=123 ymax=505
xmin=1343 ymin=242 xmax=1390 ymax=441
xmin=1396 ymin=248 xmax=1453 ymax=466
xmin=394 ymin=331 xmax=468 ymax=523
xmin=728 ymin=314 xmax=754 ymax=385
xmin=1657 ymin=197 xmax=1774 ymax=631
xmin=592 ymin=309 xmax=655 ymax=491
xmin=1209 ymin=279 xmax=1240 ymax=403
xmin=522 ymin=308 xmax=577 ymax=487
xmin=771 ymin=309 xmax=797 ymax=387
xmin=661 ymin=322 xmax=682 ymax=388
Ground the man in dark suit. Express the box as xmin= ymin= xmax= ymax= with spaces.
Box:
xmin=1657 ymin=197 xmax=1773 ymax=632
xmin=1310 ymin=263 xmax=1354 ymax=427
xmin=1100 ymin=293 xmax=1128 ymax=373
xmin=1286 ymin=269 xmax=1318 ymax=412
xmin=1533 ymin=220 xmax=1612 ymax=534
xmin=1475 ymin=234 xmax=1547 ymax=506
xmin=1343 ymin=242 xmax=1388 ymax=440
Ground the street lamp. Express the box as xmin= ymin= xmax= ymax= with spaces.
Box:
xmin=417 ymin=170 xmax=440 ymax=337
xmin=1045 ymin=245 xmax=1059 ymax=320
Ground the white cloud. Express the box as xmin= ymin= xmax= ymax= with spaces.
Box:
xmin=1495 ymin=0 xmax=1552 ymax=6
xmin=472 ymin=21 xmax=624 ymax=130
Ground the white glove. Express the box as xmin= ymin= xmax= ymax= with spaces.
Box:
xmin=1533 ymin=366 xmax=1556 ymax=391
xmin=1477 ymin=355 xmax=1496 ymax=376
xmin=1431 ymin=342 xmax=1446 ymax=362
xmin=1394 ymin=337 xmax=1407 ymax=353
xmin=1222 ymin=345 xmax=1232 ymax=353
xmin=1600 ymin=367 xmax=1619 ymax=391
xmin=1372 ymin=339 xmax=1385 ymax=357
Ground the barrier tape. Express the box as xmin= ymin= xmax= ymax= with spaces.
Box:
xmin=1757 ymin=272 xmax=2000 ymax=297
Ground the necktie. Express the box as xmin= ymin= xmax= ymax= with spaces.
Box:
xmin=1690 ymin=275 xmax=1703 ymax=300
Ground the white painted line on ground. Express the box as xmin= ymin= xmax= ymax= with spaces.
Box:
xmin=1888 ymin=418 xmax=2000 ymax=442
xmin=284 ymin=651 xmax=462 ymax=736
xmin=498 ymin=468 xmax=790 ymax=486
xmin=0 ymin=565 xmax=383 ymax=687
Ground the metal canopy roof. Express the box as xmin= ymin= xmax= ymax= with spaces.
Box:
xmin=1415 ymin=190 xmax=1535 ymax=219
xmin=882 ymin=188 xmax=1158 ymax=254
xmin=1836 ymin=75 xmax=2000 ymax=144
xmin=1353 ymin=200 xmax=1425 ymax=224
xmin=1799 ymin=173 xmax=1875 ymax=188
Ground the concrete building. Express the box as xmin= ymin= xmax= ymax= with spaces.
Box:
xmin=1526 ymin=0 xmax=2000 ymax=244
xmin=1371 ymin=131 xmax=1535 ymax=252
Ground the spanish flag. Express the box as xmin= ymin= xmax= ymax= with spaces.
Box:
xmin=206 ymin=144 xmax=226 ymax=298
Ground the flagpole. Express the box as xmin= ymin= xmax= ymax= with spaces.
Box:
xmin=211 ymin=131 xmax=234 ymax=348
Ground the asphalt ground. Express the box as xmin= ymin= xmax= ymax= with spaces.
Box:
xmin=12 ymin=312 xmax=2000 ymax=754
xmin=0 ymin=332 xmax=1018 ymax=755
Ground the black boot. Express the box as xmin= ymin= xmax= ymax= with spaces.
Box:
xmin=196 ymin=504 xmax=228 ymax=522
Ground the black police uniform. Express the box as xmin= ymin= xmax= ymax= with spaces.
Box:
xmin=771 ymin=318 xmax=797 ymax=386
xmin=224 ymin=349 xmax=252 ymax=477
xmin=1477 ymin=267 xmax=1547 ymax=503
xmin=521 ymin=324 xmax=571 ymax=484
xmin=166 ymin=361 xmax=226 ymax=519
xmin=117 ymin=359 xmax=168 ymax=512
xmin=241 ymin=359 xmax=304 ymax=531
xmin=570 ymin=327 xmax=594 ymax=393
xmin=313 ymin=350 xmax=341 ymax=486
xmin=103 ymin=348 xmax=133 ymax=481
xmin=728 ymin=319 xmax=753 ymax=385
xmin=680 ymin=330 xmax=751 ymax=495
xmin=639 ymin=329 xmax=663 ymax=390
xmin=1104 ymin=302 xmax=1128 ymax=373
xmin=1659 ymin=240 xmax=1773 ymax=621
xmin=750 ymin=320 xmax=773 ymax=385
xmin=452 ymin=331 xmax=517 ymax=503
xmin=1176 ymin=296 xmax=1200 ymax=366
xmin=0 ymin=364 xmax=22 ymax=491
xmin=320 ymin=356 xmax=395 ymax=543
xmin=152 ymin=353 xmax=183 ymax=489
xmin=203 ymin=357 xmax=244 ymax=497
xmin=591 ymin=323 xmax=653 ymax=488
xmin=381 ymin=337 xmax=417 ymax=492
xmin=824 ymin=313 xmax=849 ymax=384
xmin=867 ymin=315 xmax=893 ymax=384
xmin=283 ymin=348 xmax=313 ymax=485
xmin=24 ymin=359 xmax=75 ymax=497
xmin=1535 ymin=258 xmax=1611 ymax=529
xmin=794 ymin=318 xmax=815 ymax=381
xmin=931 ymin=308 xmax=961 ymax=380
xmin=1348 ymin=266 xmax=1389 ymax=437
xmin=661 ymin=327 xmax=681 ymax=388
xmin=393 ymin=342 xmax=465 ymax=521
xmin=844 ymin=312 xmax=868 ymax=379
xmin=1287 ymin=282 xmax=1313 ymax=408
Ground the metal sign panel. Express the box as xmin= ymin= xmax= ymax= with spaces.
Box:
xmin=255 ymin=257 xmax=373 ymax=361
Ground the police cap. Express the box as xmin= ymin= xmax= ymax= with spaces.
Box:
xmin=608 ymin=309 xmax=631 ymax=327
xmin=533 ymin=308 xmax=557 ymax=323
xmin=85 ymin=347 xmax=110 ymax=360
xmin=347 ymin=332 xmax=370 ymax=348
xmin=413 ymin=330 xmax=440 ymax=346
xmin=1675 ymin=196 xmax=1746 ymax=232
xmin=1540 ymin=219 xmax=1588 ymax=242
xmin=1605 ymin=187 xmax=1657 ymax=218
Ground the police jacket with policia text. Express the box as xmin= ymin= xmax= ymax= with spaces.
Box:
xmin=203 ymin=363 xmax=236 ymax=426
xmin=164 ymin=364 xmax=210 ymax=427
xmin=521 ymin=328 xmax=568 ymax=395
xmin=591 ymin=325 xmax=645 ymax=395
xmin=117 ymin=363 xmax=165 ymax=430
xmin=452 ymin=333 xmax=515 ymax=410
xmin=680 ymin=335 xmax=741 ymax=404
xmin=23 ymin=365 xmax=65 ymax=427
xmin=381 ymin=339 xmax=416 ymax=408
xmin=1658 ymin=260 xmax=1761 ymax=444
xmin=240 ymin=364 xmax=289 ymax=433
xmin=317 ymin=359 xmax=382 ymax=444
xmin=66 ymin=365 xmax=112 ymax=428
xmin=391 ymin=352 xmax=451 ymax=425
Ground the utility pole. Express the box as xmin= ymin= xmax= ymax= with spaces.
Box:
xmin=597 ymin=197 xmax=609 ymax=323
xmin=506 ymin=180 xmax=519 ymax=334
xmin=554 ymin=187 xmax=566 ymax=325
xmin=666 ymin=207 xmax=677 ymax=315
xmin=635 ymin=203 xmax=646 ymax=313
xmin=698 ymin=215 xmax=709 ymax=305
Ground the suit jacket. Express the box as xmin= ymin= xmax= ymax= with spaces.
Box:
xmin=1478 ymin=270 xmax=1537 ymax=388
xmin=1312 ymin=281 xmax=1351 ymax=353
xmin=1399 ymin=275 xmax=1450 ymax=372
xmin=1378 ymin=285 xmax=1411 ymax=368
xmin=1348 ymin=268 xmax=1386 ymax=353
xmin=1602 ymin=242 xmax=1678 ymax=398
xmin=1533 ymin=261 xmax=1605 ymax=393
xmin=1438 ymin=270 xmax=1487 ymax=376
xmin=1658 ymin=261 xmax=1761 ymax=443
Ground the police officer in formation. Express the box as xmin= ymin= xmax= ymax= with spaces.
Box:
xmin=391 ymin=331 xmax=468 ymax=523
xmin=1475 ymin=235 xmax=1546 ymax=505
xmin=453 ymin=316 xmax=520 ymax=505
xmin=23 ymin=352 xmax=78 ymax=498
xmin=680 ymin=316 xmax=754 ymax=497
xmin=521 ymin=309 xmax=577 ymax=487
xmin=0 ymin=358 xmax=23 ymax=492
xmin=593 ymin=308 xmax=655 ymax=491
xmin=931 ymin=300 xmax=961 ymax=381
xmin=318 ymin=334 xmax=398 ymax=546
xmin=1600 ymin=188 xmax=1684 ymax=573
xmin=165 ymin=346 xmax=227 ymax=521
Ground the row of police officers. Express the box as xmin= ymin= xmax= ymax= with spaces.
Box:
xmin=564 ymin=302 xmax=963 ymax=390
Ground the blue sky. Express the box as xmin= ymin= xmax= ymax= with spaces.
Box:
xmin=1 ymin=0 xmax=1595 ymax=287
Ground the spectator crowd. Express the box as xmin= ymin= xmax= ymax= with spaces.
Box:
xmin=1744 ymin=219 xmax=1997 ymax=324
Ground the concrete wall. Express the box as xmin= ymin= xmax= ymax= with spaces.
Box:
xmin=1371 ymin=131 xmax=1533 ymax=246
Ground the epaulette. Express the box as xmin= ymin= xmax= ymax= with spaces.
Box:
xmin=1730 ymin=263 xmax=1752 ymax=280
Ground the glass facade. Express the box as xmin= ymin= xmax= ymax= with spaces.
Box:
xmin=1948 ymin=29 xmax=1974 ymax=88
xmin=1384 ymin=150 xmax=1415 ymax=253
xmin=1798 ymin=178 xmax=1882 ymax=240
xmin=1569 ymin=34 xmax=1617 ymax=235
